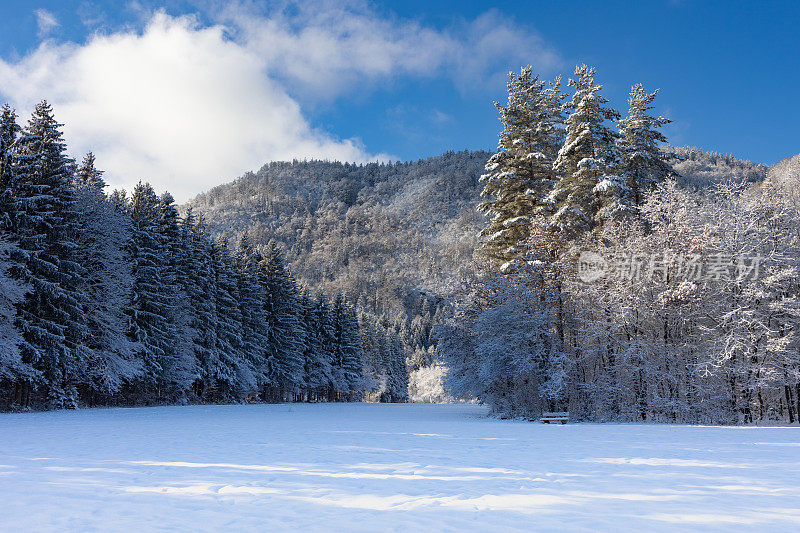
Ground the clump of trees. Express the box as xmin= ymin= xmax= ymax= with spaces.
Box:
xmin=439 ymin=65 xmax=800 ymax=424
xmin=0 ymin=101 xmax=407 ymax=409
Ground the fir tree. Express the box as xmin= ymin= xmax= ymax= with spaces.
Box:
xmin=331 ymin=293 xmax=365 ymax=400
xmin=209 ymin=237 xmax=249 ymax=398
xmin=258 ymin=241 xmax=305 ymax=400
xmin=72 ymin=160 xmax=139 ymax=402
xmin=552 ymin=65 xmax=622 ymax=234
xmin=157 ymin=192 xmax=197 ymax=396
xmin=0 ymin=104 xmax=21 ymax=230
xmin=617 ymin=84 xmax=675 ymax=211
xmin=127 ymin=182 xmax=175 ymax=397
xmin=75 ymin=152 xmax=105 ymax=189
xmin=11 ymin=101 xmax=86 ymax=408
xmin=0 ymin=235 xmax=32 ymax=391
xmin=298 ymin=290 xmax=334 ymax=401
xmin=179 ymin=211 xmax=218 ymax=399
xmin=479 ymin=67 xmax=565 ymax=268
xmin=235 ymin=235 xmax=269 ymax=395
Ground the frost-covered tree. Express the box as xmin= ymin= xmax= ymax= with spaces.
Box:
xmin=157 ymin=192 xmax=198 ymax=396
xmin=211 ymin=237 xmax=254 ymax=398
xmin=479 ymin=67 xmax=565 ymax=268
xmin=0 ymin=105 xmax=21 ymax=230
xmin=331 ymin=293 xmax=365 ymax=400
xmin=127 ymin=182 xmax=176 ymax=398
xmin=552 ymin=65 xmax=622 ymax=233
xmin=12 ymin=101 xmax=86 ymax=408
xmin=258 ymin=241 xmax=305 ymax=400
xmin=439 ymin=268 xmax=558 ymax=416
xmin=299 ymin=291 xmax=335 ymax=400
xmin=0 ymin=236 xmax=32 ymax=389
xmin=179 ymin=211 xmax=219 ymax=399
xmin=235 ymin=235 xmax=269 ymax=393
xmin=75 ymin=152 xmax=105 ymax=189
xmin=616 ymin=84 xmax=675 ymax=211
xmin=72 ymin=165 xmax=140 ymax=402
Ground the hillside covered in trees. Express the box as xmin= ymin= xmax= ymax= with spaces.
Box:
xmin=184 ymin=152 xmax=489 ymax=377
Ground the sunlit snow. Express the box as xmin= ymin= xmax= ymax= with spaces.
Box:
xmin=1 ymin=403 xmax=799 ymax=531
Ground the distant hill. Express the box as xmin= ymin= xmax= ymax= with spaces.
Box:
xmin=667 ymin=146 xmax=769 ymax=188
xmin=761 ymin=152 xmax=800 ymax=202
xmin=185 ymin=150 xmax=490 ymax=369
xmin=765 ymin=152 xmax=800 ymax=186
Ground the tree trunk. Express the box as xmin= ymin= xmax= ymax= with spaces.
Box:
xmin=784 ymin=385 xmax=794 ymax=423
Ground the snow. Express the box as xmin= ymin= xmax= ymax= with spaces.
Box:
xmin=1 ymin=403 xmax=800 ymax=531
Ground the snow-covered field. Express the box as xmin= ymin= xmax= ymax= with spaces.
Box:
xmin=1 ymin=404 xmax=799 ymax=532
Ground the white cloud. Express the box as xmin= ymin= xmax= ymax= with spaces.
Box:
xmin=0 ymin=3 xmax=560 ymax=202
xmin=219 ymin=2 xmax=561 ymax=99
xmin=1 ymin=13 xmax=385 ymax=202
xmin=35 ymin=9 xmax=60 ymax=38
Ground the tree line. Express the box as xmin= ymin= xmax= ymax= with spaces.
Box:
xmin=439 ymin=65 xmax=800 ymax=423
xmin=0 ymin=101 xmax=407 ymax=409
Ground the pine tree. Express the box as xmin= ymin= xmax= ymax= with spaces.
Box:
xmin=0 ymin=106 xmax=36 ymax=398
xmin=258 ymin=241 xmax=305 ymax=400
xmin=179 ymin=211 xmax=218 ymax=399
xmin=0 ymin=235 xmax=32 ymax=389
xmin=617 ymin=84 xmax=675 ymax=211
xmin=0 ymin=104 xmax=21 ymax=230
xmin=479 ymin=67 xmax=565 ymax=268
xmin=157 ymin=192 xmax=197 ymax=396
xmin=552 ymin=65 xmax=622 ymax=234
xmin=72 ymin=159 xmax=139 ymax=402
xmin=331 ymin=293 xmax=365 ymax=400
xmin=11 ymin=101 xmax=87 ymax=408
xmin=127 ymin=182 xmax=175 ymax=397
xmin=211 ymin=236 xmax=252 ymax=398
xmin=298 ymin=290 xmax=335 ymax=401
xmin=387 ymin=327 xmax=409 ymax=402
xmin=235 ymin=235 xmax=269 ymax=396
xmin=75 ymin=152 xmax=105 ymax=189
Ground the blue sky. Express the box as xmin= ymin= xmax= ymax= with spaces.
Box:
xmin=0 ymin=1 xmax=797 ymax=200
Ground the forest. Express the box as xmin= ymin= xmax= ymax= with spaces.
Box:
xmin=0 ymin=101 xmax=407 ymax=408
xmin=438 ymin=66 xmax=800 ymax=424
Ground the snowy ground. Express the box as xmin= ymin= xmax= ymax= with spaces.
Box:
xmin=1 ymin=404 xmax=799 ymax=532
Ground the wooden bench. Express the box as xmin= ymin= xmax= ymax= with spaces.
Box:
xmin=539 ymin=412 xmax=569 ymax=424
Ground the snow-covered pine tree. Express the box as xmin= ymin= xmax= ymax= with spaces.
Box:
xmin=127 ymin=182 xmax=176 ymax=399
xmin=386 ymin=326 xmax=409 ymax=402
xmin=479 ymin=67 xmax=565 ymax=269
xmin=616 ymin=84 xmax=675 ymax=212
xmin=211 ymin=236 xmax=254 ymax=399
xmin=234 ymin=235 xmax=269 ymax=397
xmin=0 ymin=235 xmax=32 ymax=392
xmin=298 ymin=290 xmax=334 ymax=401
xmin=179 ymin=210 xmax=218 ymax=400
xmin=12 ymin=101 xmax=86 ymax=408
xmin=0 ymin=104 xmax=21 ymax=230
xmin=258 ymin=241 xmax=305 ymax=401
xmin=357 ymin=311 xmax=381 ymax=398
xmin=156 ymin=192 xmax=197 ymax=397
xmin=72 ymin=158 xmax=140 ymax=403
xmin=552 ymin=65 xmax=622 ymax=234
xmin=315 ymin=294 xmax=338 ymax=400
xmin=331 ymin=293 xmax=365 ymax=400
xmin=0 ymin=106 xmax=36 ymax=398
xmin=75 ymin=152 xmax=105 ymax=189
